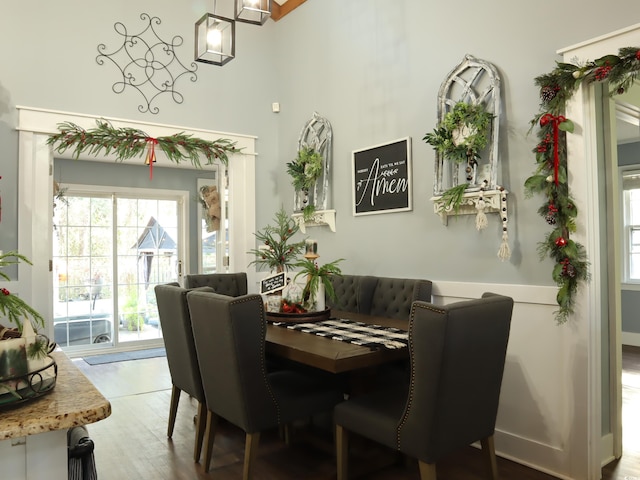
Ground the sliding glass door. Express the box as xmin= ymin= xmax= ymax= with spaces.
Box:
xmin=53 ymin=188 xmax=183 ymax=353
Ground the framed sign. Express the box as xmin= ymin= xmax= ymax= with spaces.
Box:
xmin=352 ymin=137 xmax=412 ymax=216
xmin=260 ymin=272 xmax=286 ymax=294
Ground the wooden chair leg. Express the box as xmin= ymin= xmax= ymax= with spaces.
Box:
xmin=167 ymin=385 xmax=180 ymax=438
xmin=202 ymin=410 xmax=219 ymax=473
xmin=418 ymin=460 xmax=437 ymax=480
xmin=481 ymin=435 xmax=499 ymax=479
xmin=336 ymin=424 xmax=349 ymax=480
xmin=193 ymin=402 xmax=207 ymax=463
xmin=243 ymin=432 xmax=261 ymax=480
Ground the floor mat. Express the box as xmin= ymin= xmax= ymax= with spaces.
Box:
xmin=82 ymin=347 xmax=166 ymax=365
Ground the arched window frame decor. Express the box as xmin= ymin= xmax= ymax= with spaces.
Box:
xmin=290 ymin=111 xmax=336 ymax=232
xmin=428 ymin=54 xmax=510 ymax=260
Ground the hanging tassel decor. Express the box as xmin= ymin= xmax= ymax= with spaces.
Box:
xmin=497 ymin=187 xmax=511 ymax=261
xmin=475 ymin=180 xmax=488 ymax=230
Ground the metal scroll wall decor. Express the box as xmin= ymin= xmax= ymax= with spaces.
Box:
xmin=96 ymin=13 xmax=198 ymax=114
xmin=427 ymin=54 xmax=510 ymax=261
xmin=290 ymin=112 xmax=336 ymax=232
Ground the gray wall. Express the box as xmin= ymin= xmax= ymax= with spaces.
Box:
xmin=2 ymin=1 xmax=640 ymax=290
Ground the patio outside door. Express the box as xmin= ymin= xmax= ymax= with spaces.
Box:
xmin=52 ymin=188 xmax=183 ymax=353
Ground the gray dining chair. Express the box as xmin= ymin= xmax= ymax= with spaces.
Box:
xmin=183 ymin=272 xmax=248 ymax=296
xmin=154 ymin=283 xmax=214 ymax=463
xmin=335 ymin=293 xmax=514 ymax=480
xmin=186 ymin=290 xmax=344 ymax=479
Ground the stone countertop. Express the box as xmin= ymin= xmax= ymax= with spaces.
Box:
xmin=0 ymin=350 xmax=111 ymax=440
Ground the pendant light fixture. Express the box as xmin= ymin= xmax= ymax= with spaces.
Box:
xmin=235 ymin=0 xmax=271 ymax=25
xmin=195 ymin=1 xmax=236 ymax=66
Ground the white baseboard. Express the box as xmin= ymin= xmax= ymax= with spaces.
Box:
xmin=600 ymin=433 xmax=615 ymax=467
xmin=622 ymin=331 xmax=640 ymax=347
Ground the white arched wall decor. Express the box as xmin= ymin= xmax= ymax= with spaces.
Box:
xmin=16 ymin=106 xmax=257 ymax=341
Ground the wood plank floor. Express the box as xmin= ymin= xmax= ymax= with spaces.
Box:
xmin=74 ymin=346 xmax=640 ymax=480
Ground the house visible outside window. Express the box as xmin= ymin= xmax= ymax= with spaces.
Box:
xmin=622 ymin=169 xmax=640 ymax=282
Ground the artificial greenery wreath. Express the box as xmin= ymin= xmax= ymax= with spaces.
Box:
xmin=423 ymin=101 xmax=494 ymax=164
xmin=286 ymin=146 xmax=324 ymax=219
xmin=286 ymin=146 xmax=323 ymax=191
xmin=525 ymin=47 xmax=640 ymax=324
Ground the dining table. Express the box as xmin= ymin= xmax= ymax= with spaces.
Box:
xmin=265 ymin=309 xmax=409 ymax=375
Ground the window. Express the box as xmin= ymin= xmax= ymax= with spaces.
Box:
xmin=622 ymin=169 xmax=640 ymax=282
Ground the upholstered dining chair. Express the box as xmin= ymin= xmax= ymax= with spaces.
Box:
xmin=334 ymin=293 xmax=514 ymax=480
xmin=183 ymin=272 xmax=248 ymax=296
xmin=154 ymin=283 xmax=214 ymax=463
xmin=186 ymin=290 xmax=345 ymax=480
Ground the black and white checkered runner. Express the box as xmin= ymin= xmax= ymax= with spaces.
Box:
xmin=272 ymin=318 xmax=408 ymax=350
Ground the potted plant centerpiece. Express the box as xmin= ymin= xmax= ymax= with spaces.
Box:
xmin=286 ymin=146 xmax=323 ymax=221
xmin=248 ymin=208 xmax=344 ymax=318
xmin=0 ymin=250 xmax=54 ymax=406
xmin=294 ymin=257 xmax=343 ymax=313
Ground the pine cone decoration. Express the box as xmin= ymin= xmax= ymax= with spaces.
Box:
xmin=566 ymin=264 xmax=576 ymax=278
xmin=541 ymin=86 xmax=558 ymax=103
xmin=545 ymin=213 xmax=557 ymax=225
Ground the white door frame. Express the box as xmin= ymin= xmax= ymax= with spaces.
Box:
xmin=558 ymin=23 xmax=640 ymax=478
xmin=16 ymin=106 xmax=257 ymax=341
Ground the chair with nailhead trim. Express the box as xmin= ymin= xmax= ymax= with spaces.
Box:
xmin=186 ymin=290 xmax=344 ymax=480
xmin=154 ymin=283 xmax=215 ymax=463
xmin=334 ymin=293 xmax=513 ymax=480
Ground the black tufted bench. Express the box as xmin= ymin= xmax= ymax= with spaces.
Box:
xmin=327 ymin=274 xmax=432 ymax=320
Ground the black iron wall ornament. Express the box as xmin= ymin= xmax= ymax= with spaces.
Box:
xmin=96 ymin=13 xmax=198 ymax=114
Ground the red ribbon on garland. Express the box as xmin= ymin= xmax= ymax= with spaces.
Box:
xmin=144 ymin=138 xmax=158 ymax=180
xmin=540 ymin=113 xmax=566 ymax=186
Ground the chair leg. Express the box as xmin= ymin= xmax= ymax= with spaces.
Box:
xmin=243 ymin=432 xmax=261 ymax=480
xmin=336 ymin=424 xmax=349 ymax=480
xmin=193 ymin=401 xmax=207 ymax=463
xmin=167 ymin=385 xmax=180 ymax=438
xmin=418 ymin=461 xmax=437 ymax=480
xmin=481 ymin=435 xmax=499 ymax=479
xmin=202 ymin=410 xmax=219 ymax=473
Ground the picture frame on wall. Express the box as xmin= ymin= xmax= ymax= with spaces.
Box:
xmin=352 ymin=137 xmax=412 ymax=216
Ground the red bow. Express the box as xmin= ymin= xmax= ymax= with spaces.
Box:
xmin=540 ymin=113 xmax=566 ymax=186
xmin=145 ymin=138 xmax=158 ymax=180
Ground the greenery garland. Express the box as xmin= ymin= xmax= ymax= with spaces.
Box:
xmin=525 ymin=46 xmax=640 ymax=324
xmin=423 ymin=101 xmax=494 ymax=164
xmin=47 ymin=120 xmax=242 ymax=168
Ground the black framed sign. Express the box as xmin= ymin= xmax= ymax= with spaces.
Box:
xmin=260 ymin=272 xmax=286 ymax=294
xmin=352 ymin=137 xmax=412 ymax=216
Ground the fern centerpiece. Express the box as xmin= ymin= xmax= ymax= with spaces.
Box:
xmin=294 ymin=258 xmax=343 ymax=311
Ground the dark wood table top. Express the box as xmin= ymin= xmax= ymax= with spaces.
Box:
xmin=265 ymin=310 xmax=409 ymax=374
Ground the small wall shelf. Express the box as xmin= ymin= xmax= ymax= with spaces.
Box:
xmin=431 ymin=189 xmax=507 ymax=225
xmin=292 ymin=209 xmax=336 ymax=233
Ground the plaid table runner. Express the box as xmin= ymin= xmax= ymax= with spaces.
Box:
xmin=272 ymin=318 xmax=408 ymax=350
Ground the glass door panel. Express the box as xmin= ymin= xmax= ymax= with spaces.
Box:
xmin=53 ymin=190 xmax=181 ymax=352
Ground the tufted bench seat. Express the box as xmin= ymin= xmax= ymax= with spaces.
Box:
xmin=327 ymin=274 xmax=432 ymax=320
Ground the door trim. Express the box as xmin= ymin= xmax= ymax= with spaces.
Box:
xmin=16 ymin=106 xmax=257 ymax=343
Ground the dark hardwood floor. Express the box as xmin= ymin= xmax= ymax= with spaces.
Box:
xmin=74 ymin=346 xmax=640 ymax=479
